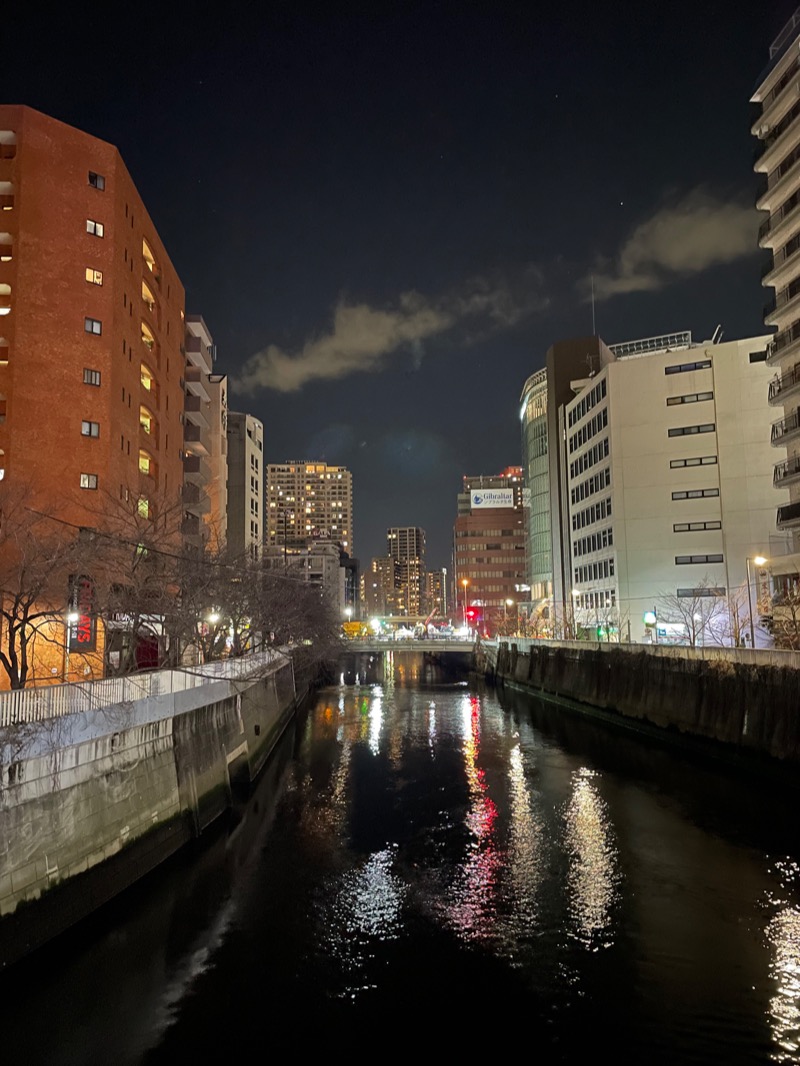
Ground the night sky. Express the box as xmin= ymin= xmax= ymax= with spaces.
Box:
xmin=7 ymin=2 xmax=796 ymax=570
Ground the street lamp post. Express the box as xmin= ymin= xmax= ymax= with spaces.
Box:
xmin=571 ymin=589 xmax=580 ymax=639
xmin=504 ymin=598 xmax=513 ymax=632
xmin=462 ymin=578 xmax=469 ymax=629
xmin=64 ymin=610 xmax=79 ymax=681
xmin=745 ymin=555 xmax=767 ymax=648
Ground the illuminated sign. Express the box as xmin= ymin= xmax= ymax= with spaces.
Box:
xmin=68 ymin=574 xmax=96 ymax=653
xmin=470 ymin=488 xmax=514 ymax=510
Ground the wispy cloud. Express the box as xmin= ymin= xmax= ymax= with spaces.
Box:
xmin=583 ymin=190 xmax=759 ymax=302
xmin=233 ymin=272 xmax=547 ymax=394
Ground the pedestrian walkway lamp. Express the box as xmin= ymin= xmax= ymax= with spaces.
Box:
xmin=745 ymin=555 xmax=767 ymax=649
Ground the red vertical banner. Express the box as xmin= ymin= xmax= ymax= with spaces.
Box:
xmin=756 ymin=567 xmax=771 ymax=615
xmin=68 ymin=574 xmax=96 ymax=653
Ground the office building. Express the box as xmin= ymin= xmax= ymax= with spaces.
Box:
xmin=423 ymin=568 xmax=448 ymax=619
xmin=227 ymin=412 xmax=263 ymax=559
xmin=267 ymin=461 xmax=353 ymax=556
xmin=564 ymin=331 xmax=787 ymax=644
xmin=363 ymin=555 xmax=401 ymax=617
xmin=452 ymin=468 xmax=526 ymax=632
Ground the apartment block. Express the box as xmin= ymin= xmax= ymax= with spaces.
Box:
xmin=227 ymin=412 xmax=263 ymax=559
xmin=267 ymin=461 xmax=353 ymax=556
xmin=182 ymin=315 xmax=226 ymax=552
xmin=0 ymin=105 xmax=186 ymax=524
xmin=753 ymin=7 xmax=800 ymax=545
xmin=386 ymin=527 xmax=425 ymax=616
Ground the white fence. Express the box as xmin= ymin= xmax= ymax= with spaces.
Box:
xmin=0 ymin=650 xmax=284 ymax=727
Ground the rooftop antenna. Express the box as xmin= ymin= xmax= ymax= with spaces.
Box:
xmin=711 ymin=324 xmax=723 ymax=344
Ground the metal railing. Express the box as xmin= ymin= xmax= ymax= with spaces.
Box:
xmin=0 ymin=650 xmax=281 ymax=727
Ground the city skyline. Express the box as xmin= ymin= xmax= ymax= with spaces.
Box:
xmin=6 ymin=2 xmax=795 ymax=568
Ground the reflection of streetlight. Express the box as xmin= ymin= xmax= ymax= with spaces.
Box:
xmin=462 ymin=578 xmax=469 ymax=628
xmin=746 ymin=554 xmax=768 ymax=648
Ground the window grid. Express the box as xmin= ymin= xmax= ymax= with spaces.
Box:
xmin=86 ymin=219 xmax=104 ymax=237
xmin=675 ymin=553 xmax=724 ymax=565
xmin=84 ymin=317 xmax=102 ymax=335
xmin=670 ymin=455 xmax=718 ymax=469
xmin=672 ymin=488 xmax=720 ymax=500
xmin=673 ymin=521 xmax=722 ymax=532
xmin=666 ymin=391 xmax=714 ymax=406
xmin=81 ymin=420 xmax=100 ymax=438
xmin=83 ymin=369 xmax=101 ymax=386
xmin=665 ymin=359 xmax=712 ymax=375
xmin=80 ymin=473 xmax=98 ymax=490
xmin=85 ymin=267 xmax=103 ymax=285
xmin=88 ymin=171 xmax=105 ymax=190
xmin=668 ymin=423 xmax=715 ymax=438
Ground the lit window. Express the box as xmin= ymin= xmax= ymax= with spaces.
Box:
xmin=139 ymin=451 xmax=152 ymax=475
xmin=83 ymin=368 xmax=101 ymax=386
xmin=86 ymin=219 xmax=104 ymax=237
xmin=80 ymin=473 xmax=98 ymax=490
xmin=137 ymin=496 xmax=150 ymax=518
xmin=81 ymin=420 xmax=100 ymax=437
xmin=0 ymin=282 xmax=10 ymax=316
xmin=139 ymin=407 xmax=153 ymax=434
xmin=141 ymin=322 xmax=155 ymax=350
xmin=142 ymin=239 xmax=157 ymax=274
xmin=141 ymin=281 xmax=155 ymax=312
xmin=85 ymin=268 xmax=103 ymax=285
xmin=140 ymin=364 xmax=153 ymax=391
xmin=88 ymin=171 xmax=105 ymax=190
xmin=84 ymin=317 xmax=102 ymax=335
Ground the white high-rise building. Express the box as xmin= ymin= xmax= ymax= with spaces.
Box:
xmin=563 ymin=331 xmax=789 ymax=644
xmin=753 ymin=7 xmax=800 ymax=547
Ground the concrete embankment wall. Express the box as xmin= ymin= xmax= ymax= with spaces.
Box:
xmin=481 ymin=641 xmax=800 ymax=770
xmin=0 ymin=656 xmax=301 ymax=969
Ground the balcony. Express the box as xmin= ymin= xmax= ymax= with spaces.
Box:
xmin=183 ymin=393 xmax=209 ymax=429
xmin=757 ymin=152 xmax=800 ymax=213
xmin=769 ymin=365 xmax=800 ymax=405
xmin=184 ymin=364 xmax=210 ymax=402
xmin=181 ymin=513 xmax=202 ymax=539
xmin=765 ymin=277 xmax=800 ymax=326
xmin=184 ymin=423 xmax=210 ymax=455
xmin=766 ymin=319 xmax=800 ymax=365
xmin=754 ymin=100 xmax=800 ymax=175
xmin=773 ymin=455 xmax=800 ymax=486
xmin=183 ymin=453 xmax=210 ymax=483
xmin=777 ymin=500 xmax=800 ymax=529
xmin=772 ymin=410 xmax=800 ymax=446
xmin=185 ymin=334 xmax=213 ymax=373
xmin=182 ymin=482 xmax=211 ymax=514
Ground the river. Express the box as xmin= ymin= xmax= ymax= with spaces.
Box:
xmin=1 ymin=655 xmax=799 ymax=1064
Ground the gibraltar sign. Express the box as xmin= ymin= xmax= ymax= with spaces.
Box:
xmin=470 ymin=488 xmax=514 ymax=510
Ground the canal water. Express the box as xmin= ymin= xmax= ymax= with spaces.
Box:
xmin=2 ymin=655 xmax=800 ymax=1064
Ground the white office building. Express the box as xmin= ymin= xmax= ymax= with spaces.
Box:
xmin=563 ymin=331 xmax=790 ymax=644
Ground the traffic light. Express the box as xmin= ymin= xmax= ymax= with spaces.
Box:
xmin=466 ymin=609 xmax=477 ymax=621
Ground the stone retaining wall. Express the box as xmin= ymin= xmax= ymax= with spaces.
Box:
xmin=0 ymin=657 xmax=299 ymax=968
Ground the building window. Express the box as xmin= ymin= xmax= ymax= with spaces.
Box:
xmin=88 ymin=171 xmax=105 ymax=190
xmin=677 ymin=586 xmax=726 ymax=597
xmin=84 ymin=317 xmax=102 ymax=335
xmin=85 ymin=268 xmax=103 ymax=285
xmin=673 ymin=521 xmax=722 ymax=532
xmin=669 ymin=455 xmax=717 ymax=468
xmin=667 ymin=423 xmax=715 ymax=437
xmin=80 ymin=473 xmax=98 ymax=490
xmin=749 ymin=350 xmax=767 ymax=363
xmin=671 ymin=488 xmax=720 ymax=500
xmin=138 ymin=497 xmax=150 ymax=518
xmin=81 ymin=420 xmax=100 ymax=437
xmin=665 ymin=359 xmax=712 ymax=375
xmin=675 ymin=554 xmax=724 ymax=565
xmin=666 ymin=392 xmax=714 ymax=406
xmin=83 ymin=368 xmax=101 ymax=386
xmin=86 ymin=219 xmax=104 ymax=237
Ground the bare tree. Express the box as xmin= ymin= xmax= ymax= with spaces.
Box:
xmin=0 ymin=485 xmax=81 ymax=689
xmin=655 ymin=579 xmax=729 ymax=648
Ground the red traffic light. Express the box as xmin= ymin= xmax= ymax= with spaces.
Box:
xmin=466 ymin=609 xmax=477 ymax=620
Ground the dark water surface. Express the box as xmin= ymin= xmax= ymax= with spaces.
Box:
xmin=3 ymin=663 xmax=800 ymax=1064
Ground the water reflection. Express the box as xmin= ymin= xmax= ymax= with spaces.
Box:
xmin=563 ymin=767 xmax=620 ymax=950
xmin=765 ymin=858 xmax=800 ymax=1062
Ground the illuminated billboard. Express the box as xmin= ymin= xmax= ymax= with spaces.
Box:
xmin=470 ymin=488 xmax=514 ymax=510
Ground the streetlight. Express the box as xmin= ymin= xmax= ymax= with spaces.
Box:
xmin=745 ymin=554 xmax=768 ymax=649
xmin=571 ymin=589 xmax=580 ymax=639
xmin=64 ymin=611 xmax=79 ymax=681
xmin=462 ymin=578 xmax=469 ymax=628
xmin=504 ymin=598 xmax=513 ymax=631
